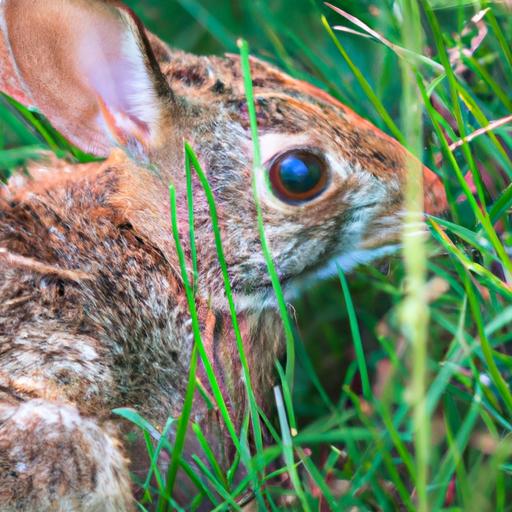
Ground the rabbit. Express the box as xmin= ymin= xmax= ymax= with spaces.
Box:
xmin=0 ymin=0 xmax=447 ymax=510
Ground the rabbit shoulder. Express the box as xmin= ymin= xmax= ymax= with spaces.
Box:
xmin=0 ymin=157 xmax=192 ymax=419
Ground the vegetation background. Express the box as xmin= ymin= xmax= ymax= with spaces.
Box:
xmin=1 ymin=0 xmax=511 ymax=510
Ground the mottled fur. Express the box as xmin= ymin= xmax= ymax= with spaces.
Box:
xmin=0 ymin=1 xmax=446 ymax=510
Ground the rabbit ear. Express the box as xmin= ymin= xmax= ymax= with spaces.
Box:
xmin=0 ymin=0 xmax=174 ymax=157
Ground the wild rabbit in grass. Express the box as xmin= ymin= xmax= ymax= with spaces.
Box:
xmin=0 ymin=0 xmax=446 ymax=509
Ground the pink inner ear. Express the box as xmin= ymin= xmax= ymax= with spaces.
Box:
xmin=76 ymin=15 xmax=159 ymax=144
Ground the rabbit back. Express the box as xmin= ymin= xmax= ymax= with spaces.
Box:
xmin=0 ymin=160 xmax=193 ymax=420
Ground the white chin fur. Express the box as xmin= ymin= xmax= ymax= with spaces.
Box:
xmin=233 ymin=243 xmax=401 ymax=312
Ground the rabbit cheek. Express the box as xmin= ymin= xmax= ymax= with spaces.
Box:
xmin=255 ymin=174 xmax=396 ymax=291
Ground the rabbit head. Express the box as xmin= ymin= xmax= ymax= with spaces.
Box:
xmin=0 ymin=0 xmax=447 ymax=311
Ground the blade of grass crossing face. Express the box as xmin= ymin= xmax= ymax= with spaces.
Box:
xmin=238 ymin=39 xmax=297 ymax=391
xmin=157 ymin=151 xmax=203 ymax=509
xmin=183 ymin=144 xmax=266 ymax=507
xmin=184 ymin=143 xmax=264 ymax=450
xmin=194 ymin=377 xmax=214 ymax=410
xmin=227 ymin=413 xmax=249 ymax=487
xmin=416 ymin=75 xmax=476 ymax=222
xmin=185 ymin=146 xmax=199 ymax=294
xmin=164 ymin=185 xmax=241 ymax=507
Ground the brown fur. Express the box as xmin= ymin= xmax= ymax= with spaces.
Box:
xmin=0 ymin=1 xmax=447 ymax=509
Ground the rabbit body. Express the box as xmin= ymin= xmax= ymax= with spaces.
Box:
xmin=0 ymin=159 xmax=186 ymax=510
xmin=0 ymin=155 xmax=283 ymax=510
xmin=0 ymin=0 xmax=446 ymax=509
xmin=0 ymin=154 xmax=282 ymax=510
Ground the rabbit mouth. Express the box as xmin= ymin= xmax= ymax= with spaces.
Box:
xmin=297 ymin=243 xmax=401 ymax=285
xmin=237 ymin=243 xmax=400 ymax=310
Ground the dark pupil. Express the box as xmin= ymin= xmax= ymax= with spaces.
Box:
xmin=278 ymin=155 xmax=322 ymax=194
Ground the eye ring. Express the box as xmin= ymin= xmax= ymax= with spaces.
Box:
xmin=268 ymin=149 xmax=330 ymax=204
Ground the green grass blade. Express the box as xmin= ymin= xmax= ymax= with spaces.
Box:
xmin=337 ymin=266 xmax=371 ymax=400
xmin=164 ymin=185 xmax=241 ymax=506
xmin=321 ymin=16 xmax=404 ymax=144
xmin=238 ymin=38 xmax=297 ymax=391
xmin=183 ymin=143 xmax=266 ymax=506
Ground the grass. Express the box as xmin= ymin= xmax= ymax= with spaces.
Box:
xmin=1 ymin=0 xmax=512 ymax=510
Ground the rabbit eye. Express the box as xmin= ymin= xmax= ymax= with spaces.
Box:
xmin=268 ymin=150 xmax=329 ymax=204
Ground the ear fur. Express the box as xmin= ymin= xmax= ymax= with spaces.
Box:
xmin=0 ymin=0 xmax=173 ymax=157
